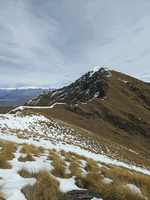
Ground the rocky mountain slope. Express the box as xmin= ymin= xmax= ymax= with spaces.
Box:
xmin=24 ymin=67 xmax=150 ymax=158
xmin=26 ymin=67 xmax=111 ymax=106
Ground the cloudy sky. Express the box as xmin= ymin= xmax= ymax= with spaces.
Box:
xmin=0 ymin=0 xmax=150 ymax=89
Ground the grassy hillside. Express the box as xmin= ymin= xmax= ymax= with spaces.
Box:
xmin=1 ymin=69 xmax=150 ymax=199
xmin=29 ymin=70 xmax=150 ymax=162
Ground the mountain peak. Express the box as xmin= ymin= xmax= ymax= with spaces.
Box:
xmin=89 ymin=66 xmax=110 ymax=77
xmin=26 ymin=67 xmax=111 ymax=106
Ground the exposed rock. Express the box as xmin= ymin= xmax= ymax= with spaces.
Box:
xmin=26 ymin=67 xmax=110 ymax=106
xmin=60 ymin=190 xmax=101 ymax=200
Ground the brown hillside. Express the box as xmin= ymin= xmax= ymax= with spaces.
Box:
xmin=0 ymin=105 xmax=17 ymax=114
xmin=25 ymin=69 xmax=150 ymax=160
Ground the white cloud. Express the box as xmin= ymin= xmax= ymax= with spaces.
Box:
xmin=0 ymin=55 xmax=25 ymax=67
xmin=0 ymin=0 xmax=150 ymax=88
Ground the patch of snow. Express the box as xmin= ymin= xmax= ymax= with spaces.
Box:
xmin=93 ymin=92 xmax=99 ymax=99
xmin=91 ymin=198 xmax=103 ymax=200
xmin=8 ymin=103 xmax=66 ymax=113
xmin=41 ymin=91 xmax=49 ymax=95
xmin=86 ymin=89 xmax=90 ymax=95
xmin=106 ymin=72 xmax=112 ymax=77
xmin=56 ymin=176 xmax=84 ymax=193
xmin=102 ymin=178 xmax=113 ymax=184
xmin=79 ymin=160 xmax=87 ymax=168
xmin=89 ymin=66 xmax=100 ymax=77
xmin=117 ymin=78 xmax=128 ymax=84
xmin=56 ymin=89 xmax=65 ymax=95
xmin=124 ymin=184 xmax=148 ymax=199
xmin=50 ymin=91 xmax=57 ymax=98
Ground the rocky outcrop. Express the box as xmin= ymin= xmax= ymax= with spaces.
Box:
xmin=26 ymin=67 xmax=111 ymax=106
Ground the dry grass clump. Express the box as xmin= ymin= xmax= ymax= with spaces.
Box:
xmin=18 ymin=167 xmax=37 ymax=179
xmin=102 ymin=165 xmax=150 ymax=198
xmin=0 ymin=153 xmax=11 ymax=169
xmin=76 ymin=171 xmax=102 ymax=190
xmin=75 ymin=164 xmax=150 ymax=200
xmin=20 ymin=143 xmax=45 ymax=157
xmin=84 ymin=158 xmax=100 ymax=172
xmin=129 ymin=171 xmax=150 ymax=198
xmin=0 ymin=181 xmax=7 ymax=200
xmin=50 ymin=152 xmax=68 ymax=178
xmin=18 ymin=153 xmax=35 ymax=162
xmin=75 ymin=172 xmax=148 ymax=200
xmin=60 ymin=149 xmax=66 ymax=157
xmin=17 ymin=134 xmax=28 ymax=139
xmin=68 ymin=161 xmax=83 ymax=177
xmin=97 ymin=183 xmax=143 ymax=200
xmin=21 ymin=170 xmax=63 ymax=200
xmin=15 ymin=109 xmax=34 ymax=117
xmin=0 ymin=141 xmax=17 ymax=169
xmin=67 ymin=151 xmax=87 ymax=160
xmin=64 ymin=153 xmax=76 ymax=162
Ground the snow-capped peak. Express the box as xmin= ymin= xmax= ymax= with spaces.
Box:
xmin=89 ymin=66 xmax=110 ymax=77
xmin=92 ymin=66 xmax=101 ymax=73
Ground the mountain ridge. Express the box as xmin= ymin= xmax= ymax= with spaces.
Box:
xmin=26 ymin=67 xmax=111 ymax=106
xmin=20 ymin=67 xmax=150 ymax=160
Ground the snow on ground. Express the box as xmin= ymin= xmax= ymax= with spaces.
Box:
xmin=0 ymin=112 xmax=150 ymax=199
xmin=102 ymin=178 xmax=113 ymax=184
xmin=56 ymin=176 xmax=83 ymax=193
xmin=0 ymin=112 xmax=150 ymax=175
xmin=89 ymin=66 xmax=111 ymax=77
xmin=9 ymin=103 xmax=66 ymax=113
xmin=124 ymin=184 xmax=149 ymax=200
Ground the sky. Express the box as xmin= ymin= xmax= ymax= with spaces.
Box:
xmin=0 ymin=0 xmax=150 ymax=89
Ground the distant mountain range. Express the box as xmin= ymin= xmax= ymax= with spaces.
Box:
xmin=0 ymin=87 xmax=54 ymax=106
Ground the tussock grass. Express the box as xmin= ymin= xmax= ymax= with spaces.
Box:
xmin=15 ymin=109 xmax=34 ymax=117
xmin=0 ymin=141 xmax=17 ymax=169
xmin=84 ymin=158 xmax=99 ymax=172
xmin=75 ymin=163 xmax=150 ymax=199
xmin=17 ymin=134 xmax=28 ymax=139
xmin=15 ymin=107 xmax=150 ymax=170
xmin=0 ymin=153 xmax=11 ymax=169
xmin=97 ymin=183 xmax=143 ymax=200
xmin=67 ymin=151 xmax=87 ymax=160
xmin=18 ymin=167 xmax=37 ymax=179
xmin=21 ymin=170 xmax=63 ymax=200
xmin=68 ymin=161 xmax=83 ymax=177
xmin=18 ymin=153 xmax=35 ymax=162
xmin=20 ymin=143 xmax=45 ymax=157
xmin=0 ymin=181 xmax=7 ymax=200
xmin=75 ymin=171 xmax=102 ymax=190
xmin=16 ymin=142 xmax=150 ymax=199
xmin=60 ymin=149 xmax=66 ymax=157
xmin=75 ymin=172 xmax=149 ymax=200
xmin=50 ymin=152 xmax=68 ymax=178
